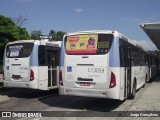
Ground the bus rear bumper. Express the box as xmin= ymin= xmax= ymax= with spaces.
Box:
xmin=3 ymin=80 xmax=38 ymax=89
xmin=59 ymin=86 xmax=119 ymax=99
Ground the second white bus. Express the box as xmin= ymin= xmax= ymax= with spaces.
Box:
xmin=3 ymin=40 xmax=61 ymax=90
xmin=59 ymin=30 xmax=149 ymax=100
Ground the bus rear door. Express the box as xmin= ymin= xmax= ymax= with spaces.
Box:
xmin=47 ymin=49 xmax=59 ymax=89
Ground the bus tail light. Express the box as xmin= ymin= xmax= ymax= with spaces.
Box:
xmin=30 ymin=69 xmax=34 ymax=81
xmin=109 ymin=72 xmax=116 ymax=88
xmin=59 ymin=71 xmax=63 ymax=86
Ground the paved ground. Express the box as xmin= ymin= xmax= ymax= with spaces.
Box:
xmin=0 ymin=75 xmax=160 ymax=120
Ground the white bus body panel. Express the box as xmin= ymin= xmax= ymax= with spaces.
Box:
xmin=4 ymin=58 xmax=30 ymax=82
xmin=4 ymin=66 xmax=39 ymax=89
xmin=38 ymin=66 xmax=48 ymax=90
xmin=60 ymin=64 xmax=121 ymax=100
xmin=59 ymin=31 xmax=122 ymax=100
xmin=63 ymin=55 xmax=110 ymax=89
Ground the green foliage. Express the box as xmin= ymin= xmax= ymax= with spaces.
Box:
xmin=49 ymin=30 xmax=56 ymax=40
xmin=0 ymin=15 xmax=30 ymax=65
xmin=30 ymin=30 xmax=42 ymax=40
xmin=17 ymin=27 xmax=30 ymax=40
xmin=56 ymin=31 xmax=66 ymax=41
xmin=0 ymin=16 xmax=18 ymax=45
xmin=49 ymin=30 xmax=66 ymax=41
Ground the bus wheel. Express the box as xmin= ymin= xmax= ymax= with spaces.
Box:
xmin=143 ymin=75 xmax=147 ymax=88
xmin=145 ymin=74 xmax=148 ymax=82
xmin=129 ymin=81 xmax=136 ymax=99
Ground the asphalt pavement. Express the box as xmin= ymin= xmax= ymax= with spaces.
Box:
xmin=0 ymin=75 xmax=160 ymax=120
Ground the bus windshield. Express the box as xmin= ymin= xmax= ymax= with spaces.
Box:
xmin=65 ymin=34 xmax=113 ymax=55
xmin=6 ymin=43 xmax=34 ymax=58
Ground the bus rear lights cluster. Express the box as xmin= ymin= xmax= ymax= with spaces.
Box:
xmin=30 ymin=69 xmax=34 ymax=81
xmin=109 ymin=72 xmax=116 ymax=88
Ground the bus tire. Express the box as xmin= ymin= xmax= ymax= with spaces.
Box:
xmin=143 ymin=74 xmax=147 ymax=88
xmin=145 ymin=74 xmax=148 ymax=82
xmin=129 ymin=81 xmax=136 ymax=99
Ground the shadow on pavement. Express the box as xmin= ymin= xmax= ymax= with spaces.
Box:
xmin=39 ymin=94 xmax=124 ymax=112
xmin=0 ymin=87 xmax=58 ymax=99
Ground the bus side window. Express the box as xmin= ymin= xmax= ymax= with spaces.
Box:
xmin=38 ymin=45 xmax=46 ymax=66
xmin=120 ymin=46 xmax=125 ymax=67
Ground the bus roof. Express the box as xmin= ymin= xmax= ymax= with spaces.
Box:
xmin=66 ymin=30 xmax=114 ymax=36
xmin=7 ymin=40 xmax=35 ymax=44
xmin=65 ymin=30 xmax=147 ymax=52
xmin=7 ymin=40 xmax=62 ymax=47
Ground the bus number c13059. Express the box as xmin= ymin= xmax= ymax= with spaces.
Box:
xmin=88 ymin=68 xmax=104 ymax=73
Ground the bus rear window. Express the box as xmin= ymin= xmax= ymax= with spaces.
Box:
xmin=6 ymin=43 xmax=34 ymax=58
xmin=65 ymin=34 xmax=113 ymax=55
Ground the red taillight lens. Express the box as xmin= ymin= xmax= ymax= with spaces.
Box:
xmin=109 ymin=72 xmax=116 ymax=88
xmin=30 ymin=69 xmax=34 ymax=81
xmin=59 ymin=71 xmax=63 ymax=86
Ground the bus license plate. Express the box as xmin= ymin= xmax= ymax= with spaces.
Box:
xmin=80 ymin=82 xmax=90 ymax=86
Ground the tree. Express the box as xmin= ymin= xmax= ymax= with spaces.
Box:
xmin=17 ymin=27 xmax=30 ymax=40
xmin=31 ymin=30 xmax=42 ymax=40
xmin=12 ymin=15 xmax=28 ymax=27
xmin=56 ymin=31 xmax=66 ymax=41
xmin=49 ymin=30 xmax=66 ymax=41
xmin=0 ymin=15 xmax=30 ymax=65
xmin=49 ymin=30 xmax=56 ymax=40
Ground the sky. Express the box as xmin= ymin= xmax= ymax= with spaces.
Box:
xmin=0 ymin=0 xmax=160 ymax=50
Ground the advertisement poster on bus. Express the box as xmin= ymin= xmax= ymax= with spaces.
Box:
xmin=66 ymin=34 xmax=98 ymax=54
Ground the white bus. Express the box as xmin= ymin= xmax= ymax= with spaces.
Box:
xmin=59 ymin=30 xmax=149 ymax=100
xmin=3 ymin=39 xmax=61 ymax=90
